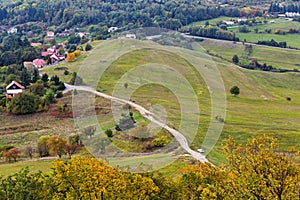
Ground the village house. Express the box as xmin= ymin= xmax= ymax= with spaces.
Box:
xmin=108 ymin=27 xmax=118 ymax=33
xmin=7 ymin=27 xmax=17 ymax=34
xmin=23 ymin=62 xmax=34 ymax=68
xmin=50 ymin=53 xmax=65 ymax=63
xmin=46 ymin=31 xmax=55 ymax=37
xmin=125 ymin=34 xmax=136 ymax=39
xmin=237 ymin=18 xmax=248 ymax=23
xmin=33 ymin=59 xmax=47 ymax=68
xmin=223 ymin=20 xmax=235 ymax=25
xmin=6 ymin=81 xmax=25 ymax=98
xmin=30 ymin=42 xmax=43 ymax=47
xmin=76 ymin=32 xmax=86 ymax=38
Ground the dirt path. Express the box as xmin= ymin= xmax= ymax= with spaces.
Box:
xmin=64 ymin=83 xmax=210 ymax=164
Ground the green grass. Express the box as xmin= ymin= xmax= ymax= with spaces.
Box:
xmin=186 ymin=16 xmax=235 ymax=27
xmin=2 ymin=38 xmax=299 ymax=174
xmin=0 ymin=160 xmax=53 ymax=177
xmin=236 ymin=33 xmax=300 ymax=49
xmin=200 ymin=40 xmax=300 ymax=70
xmin=230 ymin=20 xmax=300 ymax=33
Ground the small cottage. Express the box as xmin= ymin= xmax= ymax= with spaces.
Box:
xmin=6 ymin=81 xmax=25 ymax=98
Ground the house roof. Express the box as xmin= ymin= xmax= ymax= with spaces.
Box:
xmin=31 ymin=42 xmax=42 ymax=47
xmin=47 ymin=31 xmax=55 ymax=36
xmin=50 ymin=53 xmax=65 ymax=61
xmin=23 ymin=62 xmax=33 ymax=68
xmin=41 ymin=52 xmax=49 ymax=57
xmin=6 ymin=81 xmax=25 ymax=90
xmin=33 ymin=59 xmax=46 ymax=68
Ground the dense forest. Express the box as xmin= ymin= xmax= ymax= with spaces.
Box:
xmin=0 ymin=0 xmax=259 ymax=30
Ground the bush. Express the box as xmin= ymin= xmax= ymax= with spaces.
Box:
xmin=230 ymin=86 xmax=240 ymax=96
xmin=85 ymin=43 xmax=92 ymax=51
xmin=152 ymin=136 xmax=169 ymax=147
xmin=105 ymin=129 xmax=113 ymax=137
xmin=6 ymin=92 xmax=39 ymax=114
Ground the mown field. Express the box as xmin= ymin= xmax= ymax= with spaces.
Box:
xmin=236 ymin=33 xmax=300 ymax=49
xmin=0 ymin=38 xmax=299 ymax=174
xmin=199 ymin=39 xmax=300 ymax=70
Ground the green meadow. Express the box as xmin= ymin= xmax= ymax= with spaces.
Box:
xmin=1 ymin=38 xmax=299 ymax=174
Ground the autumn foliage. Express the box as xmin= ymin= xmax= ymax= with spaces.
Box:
xmin=0 ymin=136 xmax=299 ymax=199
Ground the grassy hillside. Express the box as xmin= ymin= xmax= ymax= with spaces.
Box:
xmin=200 ymin=40 xmax=300 ymax=70
xmin=1 ymin=39 xmax=299 ymax=171
xmin=75 ymin=39 xmax=299 ymax=165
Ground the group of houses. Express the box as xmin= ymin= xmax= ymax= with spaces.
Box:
xmin=23 ymin=44 xmax=66 ymax=69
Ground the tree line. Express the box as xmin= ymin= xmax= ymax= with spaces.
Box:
xmin=0 ymin=0 xmax=254 ymax=30
xmin=188 ymin=26 xmax=239 ymax=41
xmin=0 ymin=135 xmax=299 ymax=199
xmin=269 ymin=2 xmax=300 ymax=13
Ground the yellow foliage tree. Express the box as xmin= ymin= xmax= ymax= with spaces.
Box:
xmin=48 ymin=136 xmax=67 ymax=158
xmin=179 ymin=135 xmax=300 ymax=199
xmin=50 ymin=157 xmax=159 ymax=199
xmin=66 ymin=53 xmax=75 ymax=62
xmin=74 ymin=50 xmax=81 ymax=57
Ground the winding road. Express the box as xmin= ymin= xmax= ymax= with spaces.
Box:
xmin=64 ymin=83 xmax=210 ymax=163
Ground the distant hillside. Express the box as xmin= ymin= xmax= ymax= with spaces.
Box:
xmin=0 ymin=0 xmax=254 ymax=29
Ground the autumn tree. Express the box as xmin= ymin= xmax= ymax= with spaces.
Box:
xmin=37 ymin=136 xmax=50 ymax=157
xmin=74 ymin=50 xmax=81 ymax=57
xmin=50 ymin=157 xmax=159 ymax=199
xmin=221 ymin=135 xmax=300 ymax=199
xmin=66 ymin=52 xmax=75 ymax=62
xmin=48 ymin=136 xmax=67 ymax=158
xmin=3 ymin=148 xmax=20 ymax=162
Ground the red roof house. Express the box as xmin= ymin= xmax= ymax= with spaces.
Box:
xmin=41 ymin=52 xmax=49 ymax=57
xmin=33 ymin=59 xmax=47 ymax=68
xmin=6 ymin=81 xmax=25 ymax=98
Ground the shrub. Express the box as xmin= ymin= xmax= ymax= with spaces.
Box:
xmin=230 ymin=86 xmax=240 ymax=96
xmin=105 ymin=129 xmax=113 ymax=137
xmin=85 ymin=43 xmax=92 ymax=51
xmin=152 ymin=136 xmax=169 ymax=147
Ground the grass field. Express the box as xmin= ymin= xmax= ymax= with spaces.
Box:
xmin=200 ymin=40 xmax=300 ymax=70
xmin=187 ymin=16 xmax=235 ymax=27
xmin=0 ymin=160 xmax=53 ymax=177
xmin=236 ymin=33 xmax=300 ymax=49
xmin=1 ymin=38 xmax=299 ymax=174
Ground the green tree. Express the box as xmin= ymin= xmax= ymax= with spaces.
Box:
xmin=41 ymin=73 xmax=49 ymax=83
xmin=232 ymin=55 xmax=239 ymax=64
xmin=105 ymin=129 xmax=113 ymax=137
xmin=48 ymin=136 xmax=67 ymax=158
xmin=85 ymin=43 xmax=92 ymax=51
xmin=6 ymin=92 xmax=39 ymax=114
xmin=37 ymin=136 xmax=50 ymax=157
xmin=230 ymin=86 xmax=240 ymax=96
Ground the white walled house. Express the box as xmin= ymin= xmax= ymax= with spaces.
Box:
xmin=7 ymin=27 xmax=17 ymax=34
xmin=6 ymin=81 xmax=25 ymax=98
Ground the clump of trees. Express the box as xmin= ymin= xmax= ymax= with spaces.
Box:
xmin=189 ymin=26 xmax=239 ymax=41
xmin=1 ymin=72 xmax=65 ymax=114
xmin=36 ymin=135 xmax=82 ymax=159
xmin=258 ymin=39 xmax=287 ymax=48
